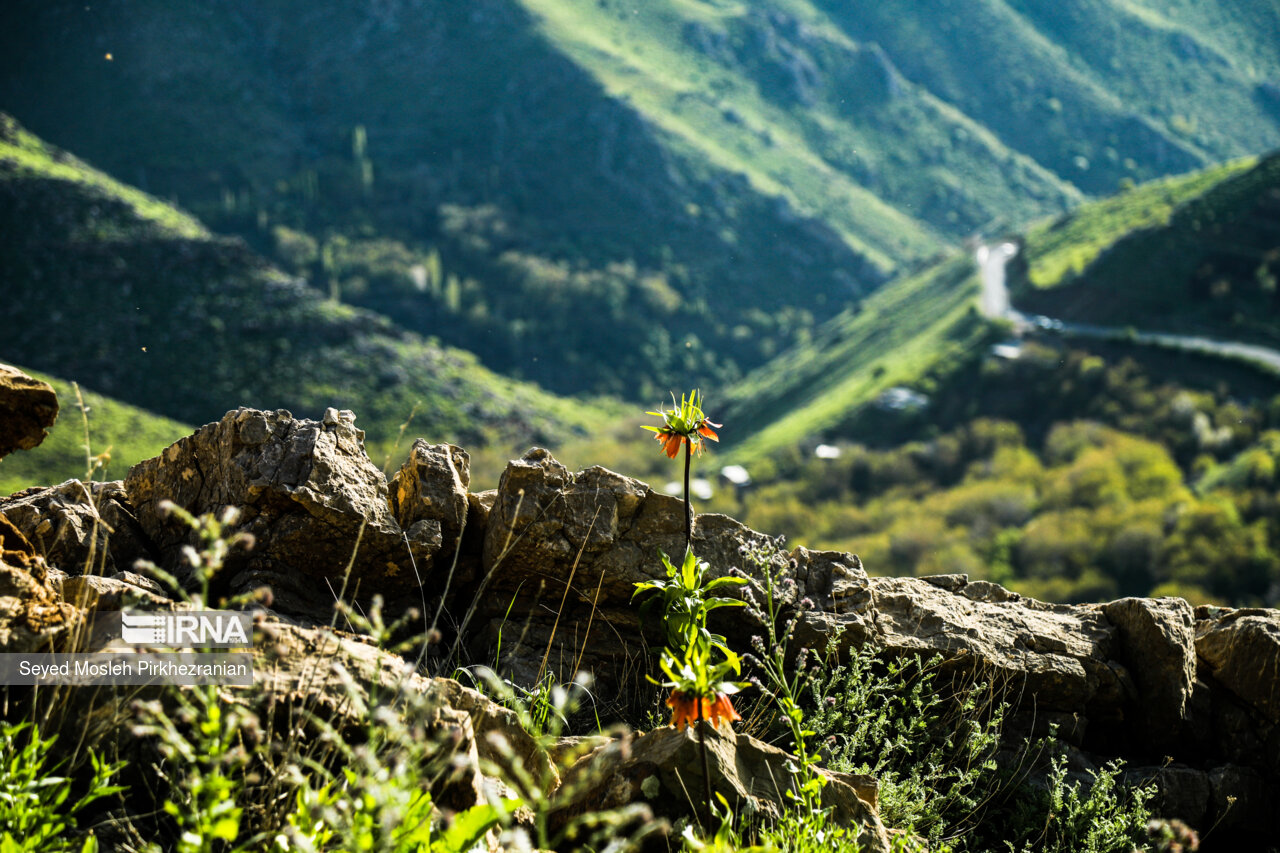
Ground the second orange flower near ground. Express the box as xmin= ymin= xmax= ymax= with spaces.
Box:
xmin=667 ymin=688 xmax=742 ymax=731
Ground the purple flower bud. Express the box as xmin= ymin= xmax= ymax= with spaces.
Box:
xmin=825 ymin=696 xmax=837 ymax=707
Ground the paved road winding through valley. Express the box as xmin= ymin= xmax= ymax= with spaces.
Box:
xmin=976 ymin=243 xmax=1280 ymax=376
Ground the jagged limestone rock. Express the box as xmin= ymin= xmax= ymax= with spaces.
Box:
xmin=789 ymin=548 xmax=876 ymax=657
xmin=0 ymin=479 xmax=154 ymax=576
xmin=868 ymin=576 xmax=1125 ymax=718
xmin=389 ymin=440 xmax=471 ymax=573
xmin=124 ymin=408 xmax=464 ymax=621
xmin=0 ymin=363 xmax=58 ymax=458
xmin=0 ymin=517 xmax=82 ymax=652
xmin=1103 ymin=597 xmax=1197 ymax=752
xmin=1196 ymin=608 xmax=1280 ymax=725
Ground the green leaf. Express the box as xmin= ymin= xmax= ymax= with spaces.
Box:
xmin=705 ymin=576 xmax=748 ymax=591
xmin=434 ymin=798 xmax=523 ymax=853
xmin=210 ymin=814 xmax=241 ymax=841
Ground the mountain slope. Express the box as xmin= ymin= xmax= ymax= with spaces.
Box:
xmin=0 ymin=0 xmax=893 ymax=397
xmin=721 ymin=255 xmax=990 ymax=464
xmin=814 ymin=0 xmax=1280 ymax=192
xmin=1016 ymin=151 xmax=1280 ymax=347
xmin=4 ymin=1 xmax=1278 ymax=398
xmin=0 ymin=115 xmax=615 ymax=457
xmin=720 ymin=151 xmax=1280 ymax=467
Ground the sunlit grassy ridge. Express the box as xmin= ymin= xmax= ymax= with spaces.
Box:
xmin=1017 ymin=151 xmax=1280 ymax=347
xmin=0 ymin=117 xmax=618 ymax=463
xmin=722 ymin=255 xmax=990 ymax=465
xmin=520 ymin=0 xmax=1076 ymax=259
xmin=0 ymin=368 xmax=191 ymax=497
xmin=813 ymin=0 xmax=1279 ymax=193
xmin=1021 ymin=156 xmax=1258 ymax=290
xmin=0 ymin=115 xmax=206 ymax=240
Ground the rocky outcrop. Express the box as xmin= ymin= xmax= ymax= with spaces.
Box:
xmin=70 ymin=614 xmax=551 ymax=828
xmin=61 ymin=573 xmax=172 ymax=612
xmin=0 ymin=516 xmax=82 ymax=652
xmin=390 ymin=440 xmax=473 ymax=580
xmin=1103 ymin=597 xmax=1197 ymax=753
xmin=0 ymin=363 xmax=58 ymax=458
xmin=124 ymin=408 xmax=467 ymax=621
xmin=0 ymin=479 xmax=154 ymax=576
xmin=871 ymin=576 xmax=1123 ymax=719
xmin=248 ymin=619 xmax=552 ymax=791
xmin=474 ymin=448 xmax=791 ymax=689
xmin=1196 ymin=608 xmax=1280 ymax=726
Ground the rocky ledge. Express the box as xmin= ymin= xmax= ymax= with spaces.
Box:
xmin=2 ymin=401 xmax=1278 ymax=843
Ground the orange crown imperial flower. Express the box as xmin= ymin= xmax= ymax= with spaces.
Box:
xmin=643 ymin=389 xmax=721 ymax=459
xmin=666 ymin=689 xmax=742 ymax=731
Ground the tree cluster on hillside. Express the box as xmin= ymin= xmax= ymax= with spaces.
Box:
xmin=742 ymin=345 xmax=1280 ymax=606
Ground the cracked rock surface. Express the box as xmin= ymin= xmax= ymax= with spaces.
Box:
xmin=125 ymin=408 xmax=461 ymax=621
xmin=0 ymin=363 xmax=58 ymax=459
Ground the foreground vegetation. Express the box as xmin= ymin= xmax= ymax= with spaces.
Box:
xmin=2 ymin=646 xmax=1160 ymax=853
xmin=3 ymin=565 xmax=1158 ymax=853
xmin=1 ymin=397 xmax=1168 ymax=852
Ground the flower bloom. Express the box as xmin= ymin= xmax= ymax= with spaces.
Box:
xmin=651 ymin=420 xmax=721 ymax=458
xmin=644 ymin=390 xmax=721 ymax=458
xmin=667 ymin=689 xmax=742 ymax=730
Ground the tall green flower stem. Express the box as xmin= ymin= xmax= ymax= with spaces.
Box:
xmin=683 ymin=438 xmax=692 ymax=551
xmin=641 ymin=391 xmax=729 ymax=835
xmin=635 ymin=549 xmax=745 ymax=835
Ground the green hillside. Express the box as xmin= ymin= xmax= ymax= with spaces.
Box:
xmin=0 ymin=115 xmax=616 ymax=462
xmin=1017 ymin=151 xmax=1280 ymax=347
xmin=3 ymin=0 xmax=1278 ymax=398
xmin=741 ymin=352 xmax=1280 ymax=607
xmin=0 ymin=369 xmax=190 ymax=497
xmin=701 ymin=155 xmax=1280 ymax=607
xmin=720 ymin=254 xmax=991 ymax=465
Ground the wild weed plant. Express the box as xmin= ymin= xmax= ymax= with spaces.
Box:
xmin=738 ymin=547 xmax=831 ymax=820
xmin=979 ymin=750 xmax=1154 ymax=853
xmin=0 ymin=721 xmax=123 ymax=853
xmin=803 ymin=647 xmax=1006 ymax=848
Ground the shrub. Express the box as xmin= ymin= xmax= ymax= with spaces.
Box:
xmin=804 ymin=648 xmax=1004 ymax=849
